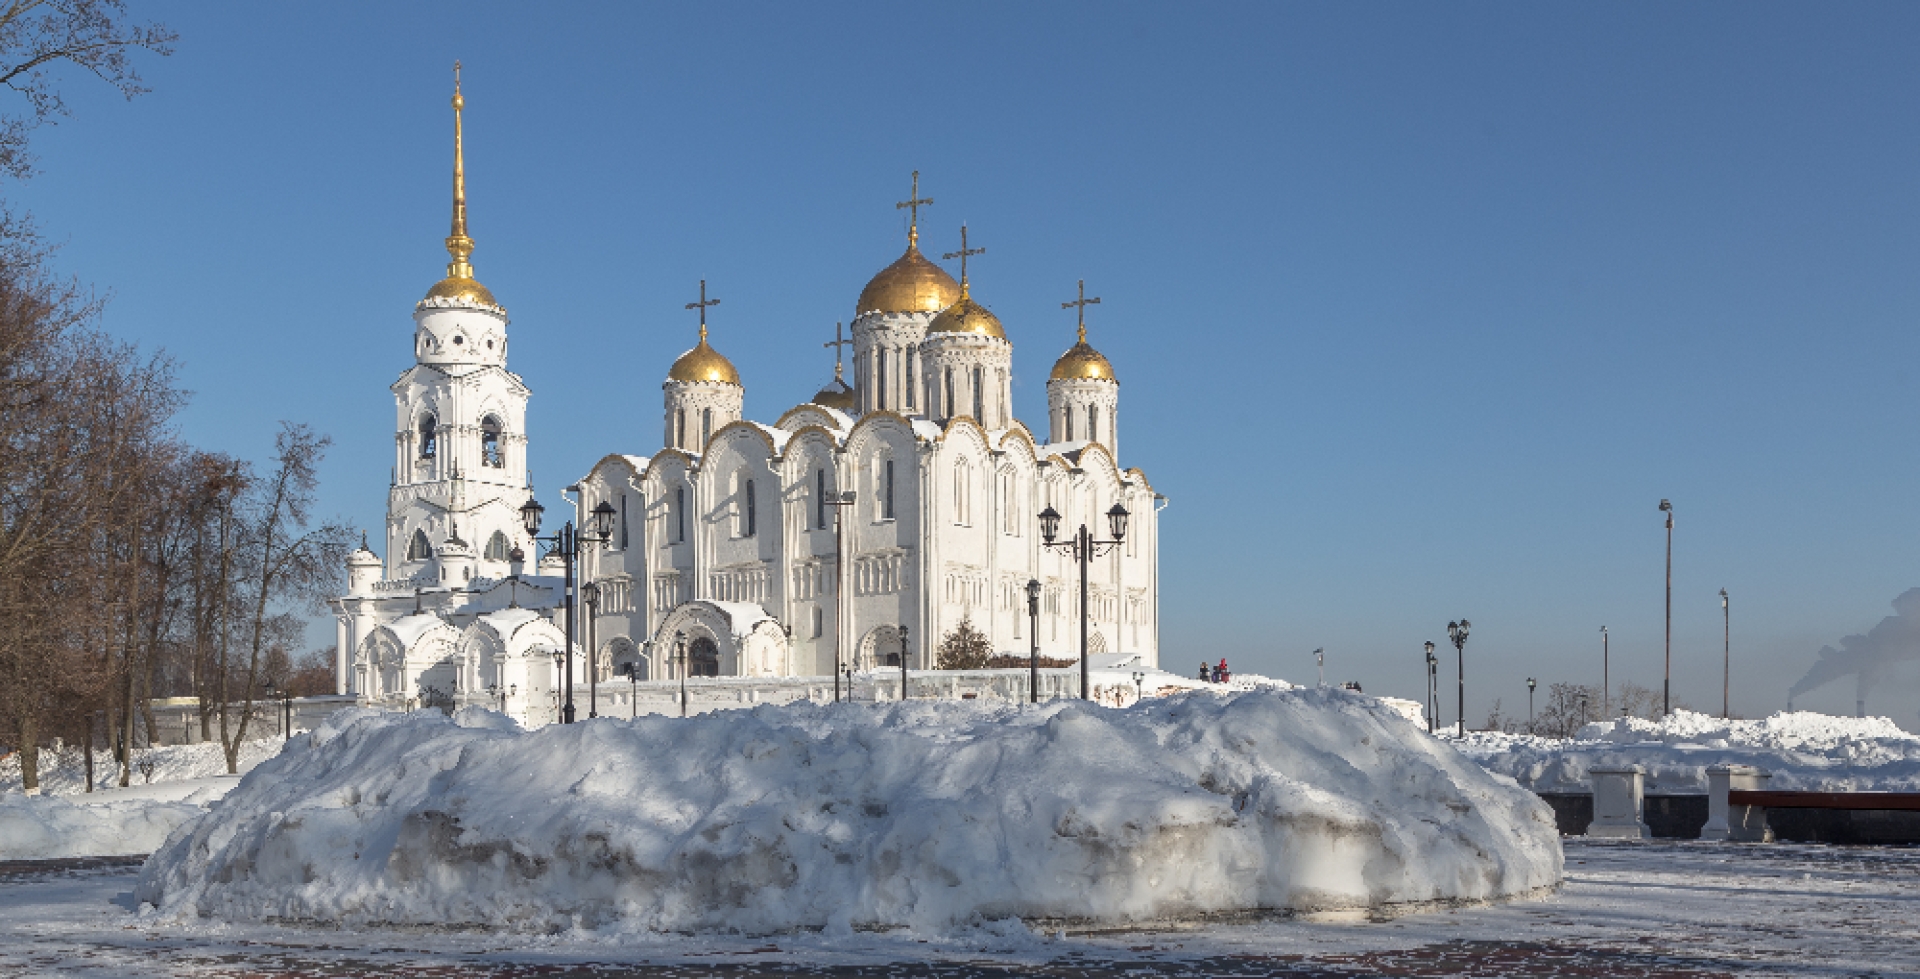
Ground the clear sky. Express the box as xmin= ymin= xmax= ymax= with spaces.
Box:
xmin=25 ymin=3 xmax=1920 ymax=722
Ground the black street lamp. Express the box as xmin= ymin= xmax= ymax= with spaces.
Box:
xmin=1132 ymin=670 xmax=1145 ymax=704
xmin=1423 ymin=641 xmax=1437 ymax=734
xmin=823 ymin=490 xmax=857 ymax=703
xmin=675 ymin=630 xmax=688 ymax=718
xmin=898 ymin=624 xmax=910 ymax=701
xmin=1447 ymin=619 xmax=1471 ymax=738
xmin=1660 ymin=498 xmax=1673 ymax=717
xmin=1314 ymin=647 xmax=1325 ymax=687
xmin=628 ymin=667 xmax=639 ymax=720
xmin=1526 ymin=677 xmax=1536 ymax=732
xmin=582 ymin=580 xmax=601 ymax=718
xmin=1038 ymin=501 xmax=1129 ymax=700
xmin=519 ymin=495 xmax=616 ymax=724
xmin=1025 ymin=578 xmax=1042 ymax=703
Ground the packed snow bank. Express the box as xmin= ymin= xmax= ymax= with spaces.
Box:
xmin=1 ymin=734 xmax=283 ymax=796
xmin=137 ymin=690 xmax=1560 ymax=934
xmin=0 ymin=783 xmax=230 ymax=859
xmin=1461 ymin=709 xmax=1920 ymax=794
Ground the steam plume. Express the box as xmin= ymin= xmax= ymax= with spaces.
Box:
xmin=1789 ymin=587 xmax=1920 ymax=717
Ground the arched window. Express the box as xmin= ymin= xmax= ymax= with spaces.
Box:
xmin=882 ymin=458 xmax=896 ymax=520
xmin=1088 ymin=404 xmax=1099 ymax=445
xmin=972 ymin=366 xmax=984 ymax=421
xmin=1065 ymin=406 xmax=1075 ymax=442
xmin=484 ymin=530 xmax=510 ymax=561
xmin=905 ymin=346 xmax=916 ymax=408
xmin=619 ymin=494 xmax=629 ymax=549
xmin=877 ymin=348 xmax=887 ymax=406
xmin=675 ymin=485 xmax=686 ymax=543
xmin=743 ymin=477 xmax=757 ymax=537
xmin=812 ymin=605 xmax=824 ymax=638
xmin=407 ymin=528 xmax=433 ymax=561
xmin=475 ymin=416 xmax=501 ymax=468
xmin=688 ymin=636 xmax=720 ymax=677
xmin=815 ymin=468 xmax=827 ymax=530
xmin=943 ymin=367 xmax=954 ymax=418
xmin=701 ymin=409 xmax=712 ymax=449
xmin=418 ymin=415 xmax=438 ymax=459
xmin=675 ymin=409 xmax=686 ymax=449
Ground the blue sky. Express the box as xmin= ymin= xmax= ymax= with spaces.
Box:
xmin=25 ymin=3 xmax=1920 ymax=721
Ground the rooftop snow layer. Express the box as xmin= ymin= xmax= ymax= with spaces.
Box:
xmin=1460 ymin=709 xmax=1920 ymax=794
xmin=136 ymin=689 xmax=1561 ymax=934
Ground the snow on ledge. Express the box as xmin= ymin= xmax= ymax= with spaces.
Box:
xmin=136 ymin=690 xmax=1562 ymax=934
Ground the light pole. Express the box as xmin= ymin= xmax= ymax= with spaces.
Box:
xmin=824 ymin=490 xmax=857 ymax=703
xmin=1038 ymin=502 xmax=1130 ymax=701
xmin=518 ymin=496 xmax=617 ymax=724
xmin=1314 ymin=647 xmax=1325 ymax=687
xmin=675 ymin=630 xmax=688 ymax=718
xmin=629 ymin=669 xmax=638 ymax=720
xmin=1526 ymin=677 xmax=1536 ymax=732
xmin=1132 ymin=670 xmax=1145 ymax=704
xmin=1026 ymin=579 xmax=1042 ymax=703
xmin=1728 ymin=587 xmax=1743 ymax=717
xmin=1600 ymin=625 xmax=1609 ymax=718
xmin=583 ymin=580 xmax=600 ymax=719
xmin=1578 ymin=693 xmax=1589 ymax=727
xmin=898 ymin=624 xmax=909 ymax=701
xmin=1423 ymin=641 xmax=1437 ymax=734
xmin=1447 ymin=619 xmax=1471 ymax=738
xmin=1660 ymin=498 xmax=1673 ymax=717
xmin=550 ymin=649 xmax=564 ymax=724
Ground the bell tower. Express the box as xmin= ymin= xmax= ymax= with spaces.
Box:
xmin=387 ymin=63 xmax=534 ymax=585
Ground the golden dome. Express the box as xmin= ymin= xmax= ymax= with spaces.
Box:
xmin=423 ymin=275 xmax=500 ymax=308
xmin=926 ymin=293 xmax=1004 ymax=339
xmin=811 ymin=376 xmax=855 ymax=411
xmin=667 ymin=334 xmax=741 ymax=385
xmin=857 ymin=243 xmax=961 ymax=316
xmin=1050 ymin=337 xmax=1117 ymax=382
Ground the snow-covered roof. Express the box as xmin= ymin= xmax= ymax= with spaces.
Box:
xmin=474 ymin=607 xmax=544 ymax=635
xmin=708 ymin=600 xmax=775 ymax=638
xmin=385 ymin=612 xmax=450 ymax=648
xmin=749 ymin=422 xmax=792 ymax=452
xmin=910 ymin=419 xmax=944 ymax=442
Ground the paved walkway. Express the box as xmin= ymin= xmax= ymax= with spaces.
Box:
xmin=0 ymin=840 xmax=1913 ymax=977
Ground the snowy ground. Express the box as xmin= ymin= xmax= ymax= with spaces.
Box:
xmin=0 ymin=734 xmax=285 ymax=796
xmin=1461 ymin=709 xmax=1920 ymax=794
xmin=0 ymin=839 xmax=1911 ymax=976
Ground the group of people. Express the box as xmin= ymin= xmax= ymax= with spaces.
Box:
xmin=1197 ymin=658 xmax=1231 ymax=683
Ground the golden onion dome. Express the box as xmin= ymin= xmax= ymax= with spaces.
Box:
xmin=857 ymin=243 xmax=961 ymax=316
xmin=811 ymin=375 xmax=855 ymax=411
xmin=423 ymin=274 xmax=500 ymax=308
xmin=1050 ymin=336 xmax=1117 ymax=382
xmin=926 ymin=293 xmax=1005 ymax=339
xmin=667 ymin=333 xmax=741 ymax=385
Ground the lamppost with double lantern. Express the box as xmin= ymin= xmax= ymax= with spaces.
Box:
xmin=1037 ymin=502 xmax=1130 ymax=701
xmin=518 ymin=495 xmax=617 ymax=724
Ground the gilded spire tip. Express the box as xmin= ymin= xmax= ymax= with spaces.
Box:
xmin=444 ymin=61 xmax=475 ymax=280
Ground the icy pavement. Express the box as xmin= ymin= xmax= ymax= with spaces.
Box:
xmin=0 ymin=839 xmax=1914 ymax=977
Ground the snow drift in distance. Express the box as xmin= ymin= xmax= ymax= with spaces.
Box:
xmin=136 ymin=689 xmax=1561 ymax=934
xmin=1460 ymin=709 xmax=1920 ymax=794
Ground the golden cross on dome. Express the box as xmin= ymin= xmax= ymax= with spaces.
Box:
xmin=823 ymin=321 xmax=852 ymax=379
xmin=895 ymin=171 xmax=933 ymax=246
xmin=942 ymin=224 xmax=984 ymax=293
xmin=685 ymin=279 xmax=720 ymax=341
xmin=1061 ymin=279 xmax=1101 ymax=343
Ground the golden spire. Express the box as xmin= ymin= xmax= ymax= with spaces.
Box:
xmin=445 ymin=61 xmax=474 ymax=280
xmin=896 ymin=171 xmax=933 ymax=248
xmin=943 ymin=224 xmax=985 ymax=299
xmin=1062 ymin=279 xmax=1101 ymax=344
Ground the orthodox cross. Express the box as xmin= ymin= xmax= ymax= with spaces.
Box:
xmin=685 ymin=279 xmax=720 ymax=341
xmin=943 ymin=224 xmax=984 ymax=289
xmin=896 ymin=170 xmax=933 ymax=246
xmin=1061 ymin=279 xmax=1101 ymax=343
xmin=823 ymin=321 xmax=852 ymax=379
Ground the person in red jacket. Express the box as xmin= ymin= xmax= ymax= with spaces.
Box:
xmin=1217 ymin=658 xmax=1230 ymax=683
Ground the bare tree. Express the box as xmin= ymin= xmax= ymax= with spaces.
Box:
xmin=0 ymin=0 xmax=175 ymax=183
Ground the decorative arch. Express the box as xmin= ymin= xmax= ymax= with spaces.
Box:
xmin=407 ymin=528 xmax=433 ymax=561
xmin=857 ymin=624 xmax=906 ymax=670
xmin=418 ymin=413 xmax=439 ymax=459
xmin=481 ymin=415 xmax=504 ymax=468
xmin=483 ymin=530 xmax=511 ymax=561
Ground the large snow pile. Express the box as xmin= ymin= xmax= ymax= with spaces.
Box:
xmin=1461 ymin=709 xmax=1920 ymax=794
xmin=0 ymin=778 xmax=234 ymax=860
xmin=1 ymin=734 xmax=283 ymax=796
xmin=137 ymin=689 xmax=1560 ymax=934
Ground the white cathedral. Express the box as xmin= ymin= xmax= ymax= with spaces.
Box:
xmin=329 ymin=79 xmax=1163 ymax=715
